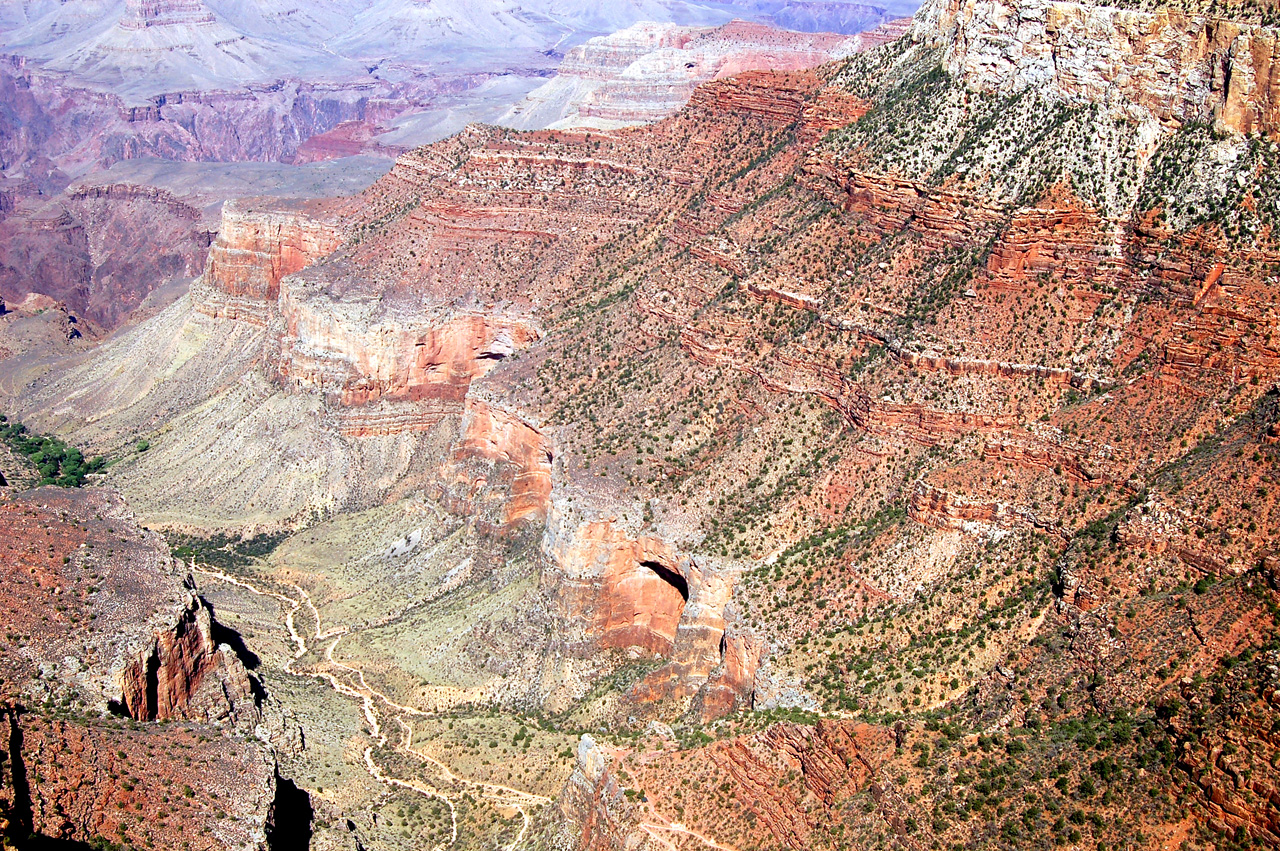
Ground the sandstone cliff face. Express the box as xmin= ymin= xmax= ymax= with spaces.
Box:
xmin=274 ymin=275 xmax=541 ymax=409
xmin=545 ymin=517 xmax=694 ymax=658
xmin=195 ymin=191 xmax=548 ymax=455
xmin=917 ymin=0 xmax=1280 ymax=136
xmin=116 ymin=594 xmax=261 ymax=728
xmin=537 ymin=504 xmax=752 ymax=718
xmin=198 ymin=199 xmax=344 ymax=321
xmin=437 ymin=399 xmax=553 ymax=528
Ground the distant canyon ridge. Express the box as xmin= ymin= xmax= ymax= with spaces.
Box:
xmin=0 ymin=0 xmax=911 ymax=330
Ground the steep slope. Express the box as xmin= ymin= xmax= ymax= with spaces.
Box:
xmin=0 ymin=183 xmax=214 ymax=328
xmin=0 ymin=485 xmax=295 ymax=849
xmin=4 ymin=0 xmax=1280 ymax=847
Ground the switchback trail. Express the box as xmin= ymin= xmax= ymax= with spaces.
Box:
xmin=190 ymin=564 xmax=544 ymax=851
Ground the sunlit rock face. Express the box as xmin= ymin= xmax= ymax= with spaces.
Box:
xmin=918 ymin=0 xmax=1280 ymax=136
xmin=274 ymin=285 xmax=541 ymax=408
xmin=438 ymin=399 xmax=554 ymax=528
xmin=546 ymin=519 xmax=692 ymax=656
xmin=202 ymin=201 xmax=344 ymax=308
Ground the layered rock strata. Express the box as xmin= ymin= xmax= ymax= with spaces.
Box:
xmin=502 ymin=19 xmax=909 ymax=131
xmin=918 ymin=0 xmax=1280 ymax=136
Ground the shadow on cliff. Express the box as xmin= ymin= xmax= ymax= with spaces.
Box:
xmin=3 ymin=706 xmax=33 ymax=846
xmin=204 ymin=598 xmax=263 ymax=670
xmin=266 ymin=773 xmax=314 ymax=851
xmin=642 ymin=559 xmax=689 ymax=601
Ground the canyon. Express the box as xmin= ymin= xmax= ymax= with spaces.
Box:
xmin=0 ymin=0 xmax=905 ymax=334
xmin=2 ymin=0 xmax=1280 ymax=848
xmin=499 ymin=18 xmax=911 ymax=130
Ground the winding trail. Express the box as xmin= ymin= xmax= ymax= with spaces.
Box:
xmin=640 ymin=820 xmax=741 ymax=851
xmin=190 ymin=564 xmax=545 ymax=851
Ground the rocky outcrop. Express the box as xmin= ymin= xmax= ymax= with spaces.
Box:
xmin=116 ymin=594 xmax=261 ymax=728
xmin=689 ymin=69 xmax=820 ymax=123
xmin=982 ymin=427 xmax=1121 ymax=482
xmin=66 ymin=182 xmax=202 ymax=219
xmin=986 ymin=203 xmax=1122 ymax=281
xmin=274 ymin=279 xmax=540 ymax=407
xmin=121 ymin=0 xmax=217 ymax=29
xmin=543 ymin=735 xmax=652 ymax=851
xmin=917 ymin=0 xmax=1280 ymax=136
xmin=908 ymin=482 xmax=1025 ymax=535
xmin=837 ymin=385 xmax=1019 ymax=445
xmin=201 ymin=200 xmax=344 ymax=310
xmin=0 ymin=704 xmax=277 ymax=850
xmin=1152 ymin=260 xmax=1280 ymax=383
xmin=1115 ymin=495 xmax=1232 ymax=576
xmin=540 ymin=507 xmax=745 ymax=716
xmin=438 ymin=399 xmax=553 ymax=529
xmin=499 ymin=22 xmax=705 ymax=130
xmin=0 ymin=488 xmax=262 ymax=724
xmin=694 ymin=631 xmax=767 ymax=721
xmin=0 ymin=58 xmax=410 ymax=173
xmin=893 ymin=346 xmax=1102 ymax=390
xmin=802 ymin=165 xmax=1007 ymax=244
xmin=546 ymin=519 xmax=694 ymax=657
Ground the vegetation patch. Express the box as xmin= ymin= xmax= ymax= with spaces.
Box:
xmin=169 ymin=531 xmax=290 ymax=572
xmin=0 ymin=414 xmax=106 ymax=488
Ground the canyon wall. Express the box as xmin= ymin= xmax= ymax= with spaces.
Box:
xmin=502 ymin=19 xmax=909 ymax=131
xmin=437 ymin=399 xmax=554 ymax=528
xmin=917 ymin=0 xmax=1280 ymax=135
xmin=7 ymin=4 xmax=1280 ymax=846
xmin=0 ymin=181 xmax=213 ymax=328
xmin=202 ymin=200 xmax=344 ymax=307
xmin=275 ymin=280 xmax=541 ymax=408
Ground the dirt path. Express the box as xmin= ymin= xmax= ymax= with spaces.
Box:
xmin=639 ymin=819 xmax=741 ymax=851
xmin=191 ymin=564 xmax=544 ymax=850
